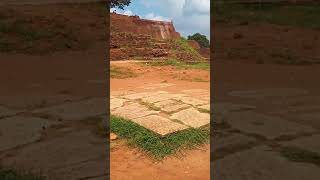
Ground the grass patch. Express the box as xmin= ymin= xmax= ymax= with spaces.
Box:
xmin=80 ymin=116 xmax=107 ymax=136
xmin=198 ymin=108 xmax=210 ymax=114
xmin=192 ymin=77 xmax=208 ymax=82
xmin=110 ymin=66 xmax=137 ymax=79
xmin=280 ymin=146 xmax=320 ymax=166
xmin=110 ymin=115 xmax=210 ymax=160
xmin=146 ymin=58 xmax=210 ymax=71
xmin=168 ymin=37 xmax=205 ymax=62
xmin=0 ymin=167 xmax=45 ymax=180
xmin=214 ymin=4 xmax=320 ymax=29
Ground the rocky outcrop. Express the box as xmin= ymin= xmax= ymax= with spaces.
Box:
xmin=111 ymin=13 xmax=180 ymax=40
xmin=187 ymin=40 xmax=201 ymax=50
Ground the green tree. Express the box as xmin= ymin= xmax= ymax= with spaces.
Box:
xmin=187 ymin=33 xmax=210 ymax=48
xmin=111 ymin=0 xmax=131 ymax=10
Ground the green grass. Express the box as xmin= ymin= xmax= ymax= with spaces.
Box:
xmin=0 ymin=167 xmax=45 ymax=180
xmin=110 ymin=66 xmax=137 ymax=79
xmin=214 ymin=4 xmax=320 ymax=29
xmin=146 ymin=58 xmax=210 ymax=71
xmin=169 ymin=37 xmax=205 ymax=62
xmin=110 ymin=115 xmax=210 ymax=160
xmin=198 ymin=108 xmax=210 ymax=114
xmin=280 ymin=146 xmax=320 ymax=166
xmin=80 ymin=116 xmax=107 ymax=136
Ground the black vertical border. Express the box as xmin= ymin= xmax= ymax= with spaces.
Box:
xmin=210 ymin=0 xmax=215 ymax=179
xmin=106 ymin=0 xmax=111 ymax=180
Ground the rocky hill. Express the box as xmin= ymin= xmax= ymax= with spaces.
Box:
xmin=110 ymin=13 xmax=206 ymax=62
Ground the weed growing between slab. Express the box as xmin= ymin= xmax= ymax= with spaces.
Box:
xmin=198 ymin=108 xmax=210 ymax=114
xmin=80 ymin=116 xmax=107 ymax=137
xmin=0 ymin=166 xmax=45 ymax=180
xmin=280 ymin=146 xmax=320 ymax=167
xmin=110 ymin=115 xmax=210 ymax=160
xmin=137 ymin=100 xmax=161 ymax=111
xmin=145 ymin=58 xmax=210 ymax=71
xmin=110 ymin=66 xmax=137 ymax=79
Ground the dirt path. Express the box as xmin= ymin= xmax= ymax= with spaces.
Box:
xmin=110 ymin=62 xmax=210 ymax=180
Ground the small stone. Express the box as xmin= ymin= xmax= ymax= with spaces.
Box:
xmin=110 ymin=133 xmax=118 ymax=140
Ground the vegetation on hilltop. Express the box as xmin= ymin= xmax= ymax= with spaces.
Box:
xmin=187 ymin=33 xmax=210 ymax=48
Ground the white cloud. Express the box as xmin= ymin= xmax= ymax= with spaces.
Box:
xmin=110 ymin=8 xmax=134 ymax=16
xmin=144 ymin=13 xmax=171 ymax=22
xmin=183 ymin=0 xmax=210 ymax=16
xmin=111 ymin=0 xmax=210 ymax=39
xmin=138 ymin=0 xmax=210 ymax=39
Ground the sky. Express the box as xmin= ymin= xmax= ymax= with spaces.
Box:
xmin=110 ymin=0 xmax=210 ymax=39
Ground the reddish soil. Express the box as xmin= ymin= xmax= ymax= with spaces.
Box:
xmin=111 ymin=143 xmax=210 ymax=180
xmin=111 ymin=62 xmax=210 ymax=92
xmin=214 ymin=22 xmax=320 ymax=65
xmin=0 ymin=48 xmax=106 ymax=97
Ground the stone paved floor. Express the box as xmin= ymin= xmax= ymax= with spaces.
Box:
xmin=0 ymin=95 xmax=107 ymax=180
xmin=111 ymin=86 xmax=210 ymax=136
xmin=214 ymin=88 xmax=320 ymax=179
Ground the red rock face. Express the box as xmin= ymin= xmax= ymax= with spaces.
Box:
xmin=187 ymin=40 xmax=201 ymax=50
xmin=111 ymin=13 xmax=180 ymax=40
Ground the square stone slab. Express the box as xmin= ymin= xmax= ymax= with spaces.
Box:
xmin=110 ymin=98 xmax=128 ymax=110
xmin=283 ymin=135 xmax=320 ymax=154
xmin=214 ymin=133 xmax=257 ymax=152
xmin=181 ymin=89 xmax=209 ymax=96
xmin=112 ymin=103 xmax=159 ymax=120
xmin=162 ymin=104 xmax=190 ymax=113
xmin=122 ymin=91 xmax=168 ymax=100
xmin=214 ymin=146 xmax=320 ymax=180
xmin=173 ymin=96 xmax=207 ymax=106
xmin=154 ymin=100 xmax=177 ymax=108
xmin=294 ymin=112 xmax=320 ymax=129
xmin=0 ymin=94 xmax=84 ymax=110
xmin=198 ymin=104 xmax=210 ymax=111
xmin=0 ymin=106 xmax=22 ymax=118
xmin=1 ymin=130 xmax=106 ymax=180
xmin=0 ymin=116 xmax=57 ymax=151
xmin=228 ymin=88 xmax=309 ymax=99
xmin=170 ymin=107 xmax=210 ymax=128
xmin=213 ymin=102 xmax=255 ymax=115
xmin=133 ymin=115 xmax=188 ymax=136
xmin=142 ymin=83 xmax=174 ymax=90
xmin=225 ymin=112 xmax=316 ymax=139
xmin=141 ymin=93 xmax=187 ymax=104
xmin=32 ymin=98 xmax=107 ymax=121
